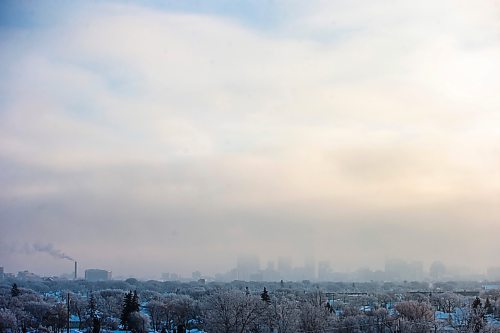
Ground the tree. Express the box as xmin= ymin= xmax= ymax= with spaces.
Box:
xmin=261 ymin=288 xmax=271 ymax=304
xmin=469 ymin=297 xmax=485 ymax=333
xmin=121 ymin=291 xmax=133 ymax=330
xmin=68 ymin=292 xmax=86 ymax=330
xmin=11 ymin=284 xmax=20 ymax=297
xmin=88 ymin=293 xmax=101 ymax=333
xmin=298 ymin=302 xmax=331 ymax=333
xmin=394 ymin=300 xmax=435 ymax=333
xmin=96 ymin=289 xmax=125 ymax=330
xmin=92 ymin=317 xmax=101 ymax=333
xmin=146 ymin=300 xmax=165 ymax=332
xmin=172 ymin=295 xmax=198 ymax=330
xmin=132 ymin=290 xmax=140 ymax=312
xmin=430 ymin=261 xmax=446 ymax=280
xmin=121 ymin=290 xmax=141 ymax=331
xmin=0 ymin=308 xmax=18 ymax=333
xmin=89 ymin=293 xmax=97 ymax=321
xmin=202 ymin=290 xmax=266 ymax=333
xmin=128 ymin=311 xmax=149 ymax=333
xmin=271 ymin=296 xmax=300 ymax=333
xmin=485 ymin=297 xmax=494 ymax=315
xmin=395 ymin=301 xmax=434 ymax=321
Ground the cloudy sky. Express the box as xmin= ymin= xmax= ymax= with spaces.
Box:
xmin=1 ymin=0 xmax=500 ymax=279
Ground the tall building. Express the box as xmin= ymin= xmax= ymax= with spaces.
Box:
xmin=278 ymin=257 xmax=292 ymax=280
xmin=385 ymin=259 xmax=423 ymax=281
xmin=408 ymin=261 xmax=424 ymax=281
xmin=85 ymin=269 xmax=112 ymax=281
xmin=487 ymin=267 xmax=500 ymax=281
xmin=192 ymin=271 xmax=202 ymax=280
xmin=263 ymin=262 xmax=280 ymax=281
xmin=236 ymin=255 xmax=260 ymax=281
xmin=318 ymin=261 xmax=332 ymax=281
xmin=0 ymin=267 xmax=4 ymax=280
xmin=304 ymin=256 xmax=316 ymax=280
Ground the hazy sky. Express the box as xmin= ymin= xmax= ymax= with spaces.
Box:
xmin=1 ymin=0 xmax=500 ymax=279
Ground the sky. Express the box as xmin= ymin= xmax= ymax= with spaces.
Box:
xmin=1 ymin=0 xmax=500 ymax=279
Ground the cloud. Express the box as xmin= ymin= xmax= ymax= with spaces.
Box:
xmin=0 ymin=1 xmax=500 ymax=277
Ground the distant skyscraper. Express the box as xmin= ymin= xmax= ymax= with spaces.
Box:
xmin=304 ymin=256 xmax=316 ymax=280
xmin=0 ymin=267 xmax=4 ymax=280
xmin=278 ymin=256 xmax=292 ymax=280
xmin=487 ymin=267 xmax=500 ymax=281
xmin=318 ymin=261 xmax=331 ymax=281
xmin=236 ymin=254 xmax=260 ymax=281
xmin=192 ymin=271 xmax=202 ymax=280
xmin=409 ymin=261 xmax=424 ymax=281
xmin=385 ymin=259 xmax=425 ymax=281
xmin=429 ymin=261 xmax=447 ymax=280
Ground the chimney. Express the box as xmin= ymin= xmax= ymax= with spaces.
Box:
xmin=74 ymin=261 xmax=77 ymax=280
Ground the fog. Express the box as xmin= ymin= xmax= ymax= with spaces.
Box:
xmin=1 ymin=0 xmax=500 ymax=279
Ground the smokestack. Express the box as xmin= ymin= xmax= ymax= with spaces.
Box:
xmin=74 ymin=261 xmax=77 ymax=280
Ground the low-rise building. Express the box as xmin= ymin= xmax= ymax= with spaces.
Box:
xmin=85 ymin=269 xmax=112 ymax=281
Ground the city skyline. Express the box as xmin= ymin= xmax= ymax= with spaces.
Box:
xmin=2 ymin=254 xmax=500 ymax=282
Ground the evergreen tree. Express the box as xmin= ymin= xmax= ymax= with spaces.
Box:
xmin=89 ymin=293 xmax=97 ymax=320
xmin=11 ymin=283 xmax=20 ymax=297
xmin=92 ymin=317 xmax=101 ymax=333
xmin=261 ymin=287 xmax=271 ymax=304
xmin=89 ymin=293 xmax=99 ymax=333
xmin=121 ymin=290 xmax=140 ymax=330
xmin=485 ymin=297 xmax=494 ymax=315
xmin=132 ymin=290 xmax=140 ymax=312
xmin=121 ymin=291 xmax=133 ymax=329
xmin=472 ymin=297 xmax=482 ymax=309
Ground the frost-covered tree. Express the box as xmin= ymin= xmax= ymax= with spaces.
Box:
xmin=171 ymin=294 xmax=198 ymax=330
xmin=298 ymin=301 xmax=331 ymax=333
xmin=87 ymin=293 xmax=101 ymax=333
xmin=95 ymin=289 xmax=125 ymax=329
xmin=469 ymin=297 xmax=486 ymax=333
xmin=271 ymin=296 xmax=300 ymax=333
xmin=68 ymin=291 xmax=86 ymax=329
xmin=202 ymin=289 xmax=266 ymax=333
xmin=433 ymin=292 xmax=462 ymax=314
xmin=395 ymin=300 xmax=435 ymax=333
xmin=395 ymin=301 xmax=434 ymax=321
xmin=0 ymin=308 xmax=18 ymax=333
xmin=128 ymin=311 xmax=149 ymax=333
xmin=146 ymin=300 xmax=165 ymax=331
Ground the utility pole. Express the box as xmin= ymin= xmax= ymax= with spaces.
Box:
xmin=67 ymin=292 xmax=70 ymax=333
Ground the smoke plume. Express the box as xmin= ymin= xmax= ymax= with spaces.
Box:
xmin=32 ymin=243 xmax=74 ymax=261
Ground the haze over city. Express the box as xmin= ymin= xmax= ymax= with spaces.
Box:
xmin=1 ymin=0 xmax=500 ymax=280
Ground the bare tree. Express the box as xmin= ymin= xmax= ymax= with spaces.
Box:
xmin=202 ymin=289 xmax=266 ymax=333
xmin=0 ymin=308 xmax=18 ymax=333
xmin=394 ymin=301 xmax=435 ymax=333
xmin=271 ymin=296 xmax=300 ymax=333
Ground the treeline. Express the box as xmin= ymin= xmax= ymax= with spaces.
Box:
xmin=1 ymin=279 xmax=500 ymax=333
